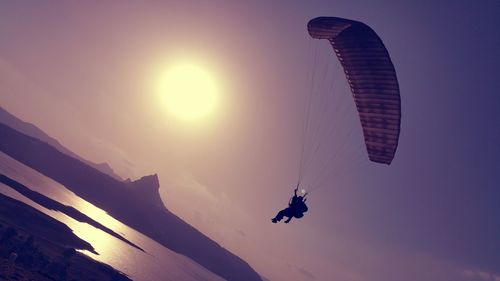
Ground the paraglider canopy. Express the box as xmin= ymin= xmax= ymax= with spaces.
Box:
xmin=307 ymin=17 xmax=401 ymax=165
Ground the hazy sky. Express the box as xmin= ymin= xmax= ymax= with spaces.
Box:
xmin=1 ymin=1 xmax=500 ymax=281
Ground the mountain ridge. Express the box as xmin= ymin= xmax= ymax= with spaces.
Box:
xmin=0 ymin=122 xmax=262 ymax=281
xmin=127 ymin=174 xmax=164 ymax=208
xmin=0 ymin=107 xmax=123 ymax=181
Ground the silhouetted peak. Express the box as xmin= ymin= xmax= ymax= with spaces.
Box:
xmin=129 ymin=174 xmax=163 ymax=208
xmin=131 ymin=174 xmax=159 ymax=190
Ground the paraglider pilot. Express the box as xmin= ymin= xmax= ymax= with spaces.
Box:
xmin=272 ymin=187 xmax=308 ymax=223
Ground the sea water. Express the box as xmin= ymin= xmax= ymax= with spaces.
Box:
xmin=0 ymin=152 xmax=225 ymax=281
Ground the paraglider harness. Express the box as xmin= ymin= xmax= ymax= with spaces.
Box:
xmin=289 ymin=186 xmax=309 ymax=217
xmin=271 ymin=186 xmax=309 ymax=223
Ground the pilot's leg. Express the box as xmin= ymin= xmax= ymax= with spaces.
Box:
xmin=272 ymin=209 xmax=286 ymax=223
xmin=283 ymin=208 xmax=295 ymax=223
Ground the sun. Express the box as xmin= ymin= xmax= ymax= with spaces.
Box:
xmin=159 ymin=63 xmax=218 ymax=121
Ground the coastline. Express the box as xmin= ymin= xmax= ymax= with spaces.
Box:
xmin=0 ymin=192 xmax=132 ymax=281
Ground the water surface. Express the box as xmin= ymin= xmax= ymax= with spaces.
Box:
xmin=0 ymin=152 xmax=225 ymax=281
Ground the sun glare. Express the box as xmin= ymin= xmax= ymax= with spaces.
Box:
xmin=159 ymin=63 xmax=218 ymax=121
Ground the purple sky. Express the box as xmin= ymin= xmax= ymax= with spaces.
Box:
xmin=1 ymin=1 xmax=500 ymax=281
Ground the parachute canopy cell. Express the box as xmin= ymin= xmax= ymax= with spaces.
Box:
xmin=307 ymin=17 xmax=401 ymax=165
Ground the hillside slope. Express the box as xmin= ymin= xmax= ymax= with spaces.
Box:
xmin=0 ymin=123 xmax=262 ymax=281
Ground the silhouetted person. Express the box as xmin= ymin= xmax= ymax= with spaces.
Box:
xmin=272 ymin=187 xmax=308 ymax=223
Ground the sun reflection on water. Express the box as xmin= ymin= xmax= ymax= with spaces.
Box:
xmin=0 ymin=152 xmax=226 ymax=281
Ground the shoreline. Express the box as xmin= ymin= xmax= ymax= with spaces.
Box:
xmin=0 ymin=192 xmax=132 ymax=281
